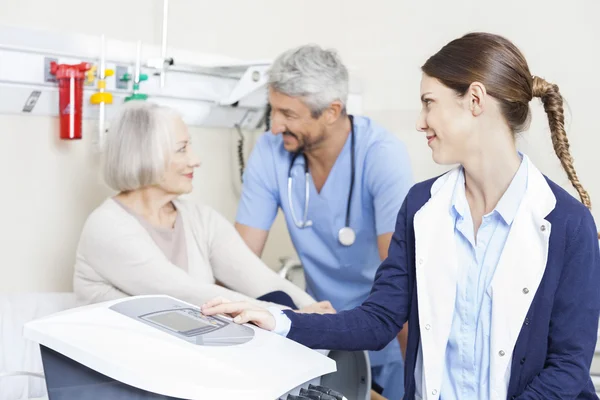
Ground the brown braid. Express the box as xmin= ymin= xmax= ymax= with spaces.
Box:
xmin=532 ymin=76 xmax=599 ymax=239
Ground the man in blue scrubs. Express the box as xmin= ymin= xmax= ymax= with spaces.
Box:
xmin=235 ymin=44 xmax=413 ymax=399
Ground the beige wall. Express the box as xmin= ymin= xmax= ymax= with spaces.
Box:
xmin=1 ymin=0 xmax=598 ymax=292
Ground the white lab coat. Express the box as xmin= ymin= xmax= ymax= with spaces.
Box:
xmin=412 ymin=155 xmax=555 ymax=400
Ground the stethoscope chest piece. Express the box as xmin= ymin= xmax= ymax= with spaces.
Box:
xmin=338 ymin=226 xmax=356 ymax=246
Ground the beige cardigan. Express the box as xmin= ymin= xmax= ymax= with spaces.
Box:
xmin=73 ymin=198 xmax=315 ymax=309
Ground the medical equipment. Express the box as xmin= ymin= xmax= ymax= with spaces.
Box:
xmin=49 ymin=61 xmax=90 ymax=140
xmin=89 ymin=34 xmax=114 ymax=151
xmin=22 ymin=294 xmax=370 ymax=400
xmin=124 ymin=41 xmax=149 ymax=102
xmin=287 ymin=115 xmax=357 ymax=246
xmin=0 ymin=21 xmax=363 ymax=133
xmin=0 ymin=25 xmax=273 ymax=130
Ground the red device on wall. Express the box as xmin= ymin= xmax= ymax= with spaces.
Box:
xmin=50 ymin=62 xmax=91 ymax=140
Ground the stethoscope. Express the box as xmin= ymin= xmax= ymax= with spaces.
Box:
xmin=287 ymin=115 xmax=356 ymax=246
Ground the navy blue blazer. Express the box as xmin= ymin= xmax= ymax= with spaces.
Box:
xmin=283 ymin=176 xmax=600 ymax=399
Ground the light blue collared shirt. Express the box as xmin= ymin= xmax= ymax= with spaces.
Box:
xmin=440 ymin=156 xmax=528 ymax=399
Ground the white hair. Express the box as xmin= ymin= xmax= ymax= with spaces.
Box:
xmin=268 ymin=44 xmax=349 ymax=117
xmin=103 ymin=101 xmax=180 ymax=192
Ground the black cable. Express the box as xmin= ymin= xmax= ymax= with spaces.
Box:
xmin=265 ymin=103 xmax=272 ymax=131
xmin=235 ymin=124 xmax=245 ymax=183
xmin=235 ymin=104 xmax=271 ymax=183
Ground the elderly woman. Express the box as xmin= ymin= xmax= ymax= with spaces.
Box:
xmin=73 ymin=101 xmax=332 ymax=313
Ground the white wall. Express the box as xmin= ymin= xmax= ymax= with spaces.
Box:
xmin=1 ymin=0 xmax=599 ymax=292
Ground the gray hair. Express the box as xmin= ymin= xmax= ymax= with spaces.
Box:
xmin=103 ymin=101 xmax=180 ymax=192
xmin=268 ymin=44 xmax=349 ymax=118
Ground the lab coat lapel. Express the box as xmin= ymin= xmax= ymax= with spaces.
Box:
xmin=487 ymin=156 xmax=555 ymax=399
xmin=414 ymin=168 xmax=460 ymax=398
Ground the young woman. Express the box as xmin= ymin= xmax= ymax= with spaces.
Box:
xmin=202 ymin=32 xmax=600 ymax=399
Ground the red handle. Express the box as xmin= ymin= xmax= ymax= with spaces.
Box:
xmin=50 ymin=62 xmax=91 ymax=79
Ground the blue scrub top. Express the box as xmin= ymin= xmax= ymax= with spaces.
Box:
xmin=236 ymin=115 xmax=413 ymax=365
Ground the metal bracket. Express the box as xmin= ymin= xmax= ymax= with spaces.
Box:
xmin=146 ymin=57 xmax=174 ymax=82
xmin=219 ymin=65 xmax=269 ymax=106
xmin=278 ymin=257 xmax=303 ymax=279
xmin=44 ymin=57 xmax=57 ymax=83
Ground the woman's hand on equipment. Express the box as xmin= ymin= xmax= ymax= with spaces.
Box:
xmin=201 ymin=297 xmax=275 ymax=331
xmin=297 ymin=300 xmax=336 ymax=315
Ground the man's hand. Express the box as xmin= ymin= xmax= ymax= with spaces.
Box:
xmin=297 ymin=300 xmax=336 ymax=314
xmin=201 ymin=297 xmax=276 ymax=331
